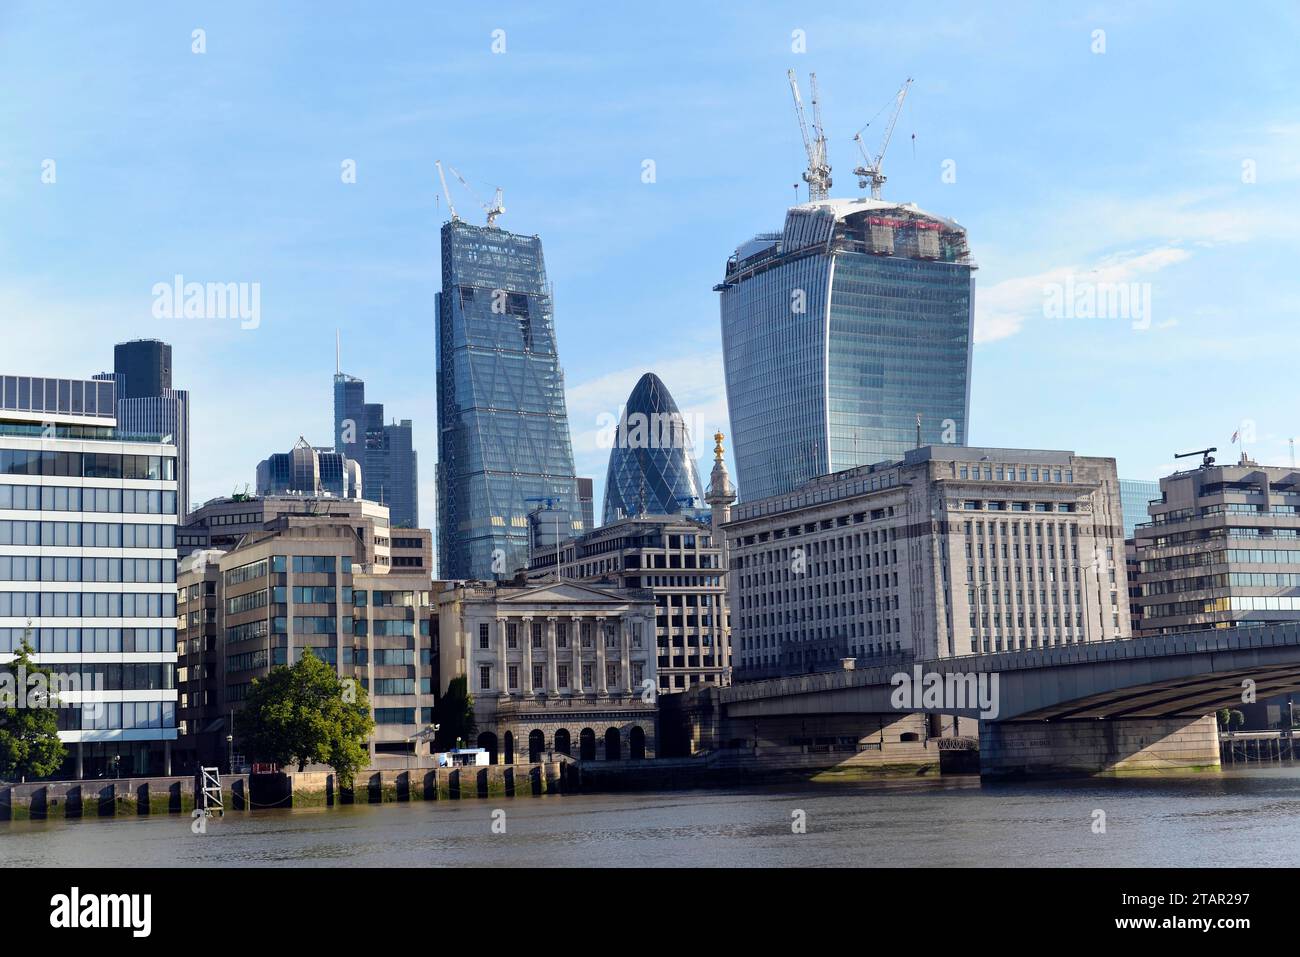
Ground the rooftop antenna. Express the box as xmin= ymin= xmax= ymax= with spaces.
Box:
xmin=787 ymin=70 xmax=832 ymax=202
xmin=853 ymin=78 xmax=913 ymax=199
xmin=915 ymin=411 xmax=922 ymax=449
xmin=1291 ymin=437 xmax=1296 ymax=468
xmin=335 ymin=329 xmax=341 ymax=376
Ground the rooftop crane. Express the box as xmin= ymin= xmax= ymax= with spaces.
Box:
xmin=787 ymin=70 xmax=832 ymax=202
xmin=852 ymin=77 xmax=913 ymax=199
xmin=434 ymin=161 xmax=458 ymax=222
xmin=1174 ymin=447 xmax=1217 ymax=469
xmin=448 ymin=165 xmax=505 ymax=227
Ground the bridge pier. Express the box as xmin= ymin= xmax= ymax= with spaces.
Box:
xmin=979 ymin=715 xmax=1221 ymax=778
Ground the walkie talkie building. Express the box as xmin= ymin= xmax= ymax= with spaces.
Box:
xmin=436 ymin=219 xmax=581 ymax=580
xmin=717 ymin=197 xmax=975 ymax=502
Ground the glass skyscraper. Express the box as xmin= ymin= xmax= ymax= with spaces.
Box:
xmin=332 ymin=370 xmax=419 ymax=528
xmin=717 ymin=198 xmax=975 ymax=502
xmin=1119 ymin=478 xmax=1161 ymax=540
xmin=437 ymin=218 xmax=580 ymax=580
xmin=603 ymin=372 xmax=705 ymax=524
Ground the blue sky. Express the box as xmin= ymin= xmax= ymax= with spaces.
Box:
xmin=3 ymin=1 xmax=1299 ymax=525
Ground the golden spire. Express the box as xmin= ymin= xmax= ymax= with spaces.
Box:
xmin=713 ymin=431 xmax=725 ymax=462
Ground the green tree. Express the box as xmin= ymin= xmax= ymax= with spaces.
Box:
xmin=0 ymin=634 xmax=68 ymax=781
xmin=234 ymin=650 xmax=374 ymax=789
xmin=434 ymin=676 xmax=476 ymax=751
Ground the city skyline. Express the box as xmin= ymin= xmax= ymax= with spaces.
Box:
xmin=3 ymin=3 xmax=1299 ymax=529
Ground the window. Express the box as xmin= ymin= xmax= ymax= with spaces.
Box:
xmin=507 ymin=622 xmax=518 ymax=648
xmin=557 ymin=664 xmax=569 ymax=688
xmin=478 ymin=622 xmax=490 ymax=649
xmin=532 ymin=664 xmax=544 ymax=688
xmin=479 ymin=665 xmax=491 ymax=691
xmin=508 ymin=665 xmax=518 ymax=689
xmin=532 ymin=622 xmax=543 ymax=648
xmin=606 ymin=663 xmax=618 ymax=688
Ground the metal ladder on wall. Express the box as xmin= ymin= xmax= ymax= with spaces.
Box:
xmin=199 ymin=766 xmax=224 ymax=817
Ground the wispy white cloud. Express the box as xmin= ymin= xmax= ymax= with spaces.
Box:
xmin=975 ymin=244 xmax=1191 ymax=344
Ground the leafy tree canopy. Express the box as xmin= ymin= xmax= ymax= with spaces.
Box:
xmin=234 ymin=650 xmax=374 ymax=788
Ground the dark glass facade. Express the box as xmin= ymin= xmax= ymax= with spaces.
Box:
xmin=718 ymin=199 xmax=975 ymax=502
xmin=331 ymin=374 xmax=418 ymax=527
xmin=437 ymin=219 xmax=580 ymax=580
xmin=113 ymin=339 xmax=172 ymax=400
xmin=603 ymin=373 xmax=705 ymax=524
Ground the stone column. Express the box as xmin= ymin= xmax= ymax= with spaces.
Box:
xmin=496 ymin=617 xmax=508 ymax=698
xmin=571 ymin=616 xmax=582 ymax=695
xmin=546 ymin=616 xmax=558 ymax=694
xmin=620 ymin=617 xmax=631 ymax=694
xmin=596 ymin=616 xmax=608 ymax=696
xmin=521 ymin=616 xmax=534 ymax=695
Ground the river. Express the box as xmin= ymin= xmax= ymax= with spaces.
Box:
xmin=5 ymin=766 xmax=1300 ymax=867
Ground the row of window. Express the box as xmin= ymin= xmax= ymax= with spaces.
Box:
xmin=957 ymin=464 xmax=1074 ymax=483
xmin=0 ymin=556 xmax=175 ymax=583
xmin=0 ymin=450 xmax=176 ymax=481
xmin=0 ymin=484 xmax=177 ymax=515
xmin=0 ymin=592 xmax=175 ymax=618
xmin=0 ymin=626 xmax=174 ymax=654
xmin=482 ymin=660 xmax=646 ymax=692
xmin=0 ymin=520 xmax=175 ymax=548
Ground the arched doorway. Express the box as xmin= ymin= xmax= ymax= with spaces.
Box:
xmin=604 ymin=727 xmax=621 ymax=761
xmin=629 ymin=726 xmax=646 ymax=760
xmin=504 ymin=731 xmax=515 ymax=764
xmin=554 ymin=728 xmax=571 ymax=756
xmin=579 ymin=728 xmax=596 ymax=761
xmin=477 ymin=732 xmax=499 ymax=764
xmin=528 ymin=729 xmax=545 ymax=763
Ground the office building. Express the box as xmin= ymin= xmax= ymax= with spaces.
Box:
xmin=577 ymin=477 xmax=595 ymax=532
xmin=1132 ymin=455 xmax=1300 ymax=636
xmin=332 ymin=356 xmax=419 ymax=529
xmin=176 ymin=494 xmax=431 ymax=573
xmin=527 ymin=512 xmax=731 ymax=693
xmin=1119 ymin=478 xmax=1161 ymax=541
xmin=724 ymin=446 xmax=1129 ymax=679
xmin=173 ymin=518 xmax=438 ymax=771
xmin=437 ymin=579 xmax=657 ymax=762
xmin=97 ymin=339 xmax=191 ymax=522
xmin=436 ymin=217 xmax=581 ymax=580
xmin=0 ymin=372 xmax=179 ymax=778
xmin=256 ymin=437 xmax=362 ymax=500
xmin=716 ymin=198 xmax=975 ymax=502
xmin=602 ymin=372 xmax=706 ymax=525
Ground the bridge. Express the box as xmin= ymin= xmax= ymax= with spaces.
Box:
xmin=684 ymin=623 xmax=1300 ymax=777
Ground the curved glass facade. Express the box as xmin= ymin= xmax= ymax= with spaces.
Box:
xmin=436 ymin=220 xmax=580 ymax=580
xmin=603 ymin=373 xmax=705 ymax=524
xmin=718 ymin=198 xmax=974 ymax=502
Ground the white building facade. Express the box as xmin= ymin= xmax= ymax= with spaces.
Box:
xmin=0 ymin=373 xmax=179 ymax=778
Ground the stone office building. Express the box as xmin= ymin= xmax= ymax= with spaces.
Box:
xmin=1133 ymin=455 xmax=1300 ymax=636
xmin=725 ymin=445 xmax=1130 ymax=679
xmin=176 ymin=494 xmax=431 ymax=574
xmin=437 ymin=579 xmax=657 ymax=763
xmin=173 ymin=515 xmax=437 ymax=772
xmin=527 ymin=513 xmax=731 ymax=693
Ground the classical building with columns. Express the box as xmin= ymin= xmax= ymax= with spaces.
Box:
xmin=436 ymin=579 xmax=658 ymax=763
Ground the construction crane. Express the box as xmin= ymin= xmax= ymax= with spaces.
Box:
xmin=1174 ymin=447 xmax=1217 ymax=469
xmin=787 ymin=70 xmax=832 ymax=202
xmin=448 ymin=165 xmax=505 ymax=227
xmin=852 ymin=77 xmax=913 ymax=199
xmin=434 ymin=161 xmax=458 ymax=222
